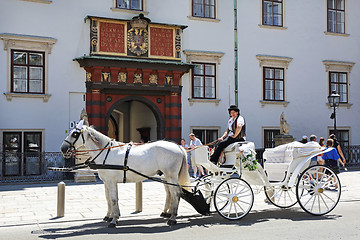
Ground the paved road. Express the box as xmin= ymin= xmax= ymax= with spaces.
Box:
xmin=1 ymin=170 xmax=360 ymax=240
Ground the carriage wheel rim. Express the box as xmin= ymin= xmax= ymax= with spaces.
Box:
xmin=214 ymin=178 xmax=254 ymax=220
xmin=296 ymin=165 xmax=341 ymax=216
xmin=264 ymin=185 xmax=298 ymax=208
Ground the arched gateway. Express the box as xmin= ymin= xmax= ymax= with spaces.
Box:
xmin=75 ymin=14 xmax=191 ymax=143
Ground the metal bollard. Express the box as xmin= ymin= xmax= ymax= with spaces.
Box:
xmin=135 ymin=182 xmax=143 ymax=212
xmin=57 ymin=182 xmax=65 ymax=217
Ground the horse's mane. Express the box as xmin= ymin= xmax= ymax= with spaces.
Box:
xmin=85 ymin=126 xmax=125 ymax=146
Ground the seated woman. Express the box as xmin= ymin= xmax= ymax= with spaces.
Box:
xmin=210 ymin=105 xmax=246 ymax=164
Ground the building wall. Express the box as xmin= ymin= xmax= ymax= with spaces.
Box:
xmin=237 ymin=0 xmax=360 ymax=146
xmin=0 ymin=0 xmax=359 ymax=153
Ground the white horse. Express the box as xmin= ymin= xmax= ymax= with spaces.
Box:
xmin=60 ymin=119 xmax=191 ymax=227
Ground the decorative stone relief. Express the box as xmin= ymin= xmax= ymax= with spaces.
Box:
xmin=86 ymin=72 xmax=92 ymax=82
xmin=118 ymin=72 xmax=127 ymax=83
xmin=134 ymin=73 xmax=143 ymax=83
xmin=165 ymin=75 xmax=173 ymax=85
xmin=101 ymin=72 xmax=110 ymax=82
xmin=149 ymin=74 xmax=158 ymax=84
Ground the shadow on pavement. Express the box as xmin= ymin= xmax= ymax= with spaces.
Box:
xmin=35 ymin=208 xmax=341 ymax=239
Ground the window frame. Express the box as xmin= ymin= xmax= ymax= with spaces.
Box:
xmin=11 ymin=49 xmax=45 ymax=94
xmin=263 ymin=129 xmax=280 ymax=148
xmin=263 ymin=66 xmax=285 ymax=102
xmin=329 ymin=129 xmax=350 ymax=148
xmin=191 ymin=62 xmax=217 ymax=99
xmin=2 ymin=131 xmax=43 ymax=177
xmin=116 ymin=0 xmax=143 ymax=11
xmin=262 ymin=0 xmax=283 ymax=27
xmin=191 ymin=127 xmax=219 ymax=146
xmin=327 ymin=0 xmax=346 ymax=34
xmin=329 ymin=71 xmax=348 ymax=103
xmin=192 ymin=0 xmax=216 ymax=19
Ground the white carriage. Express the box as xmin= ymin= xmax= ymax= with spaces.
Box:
xmin=191 ymin=141 xmax=341 ymax=220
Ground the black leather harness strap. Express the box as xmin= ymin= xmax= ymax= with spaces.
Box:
xmin=122 ymin=144 xmax=132 ymax=183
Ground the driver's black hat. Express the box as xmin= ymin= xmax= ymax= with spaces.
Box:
xmin=228 ymin=105 xmax=240 ymax=113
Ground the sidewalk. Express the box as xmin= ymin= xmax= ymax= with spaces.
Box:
xmin=1 ymin=170 xmax=359 ymax=227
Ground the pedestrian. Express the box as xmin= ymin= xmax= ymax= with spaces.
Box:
xmin=210 ymin=105 xmax=245 ymax=164
xmin=319 ymin=139 xmax=345 ymax=175
xmin=309 ymin=134 xmax=320 ymax=166
xmin=188 ymin=133 xmax=205 ymax=178
xmin=317 ymin=137 xmax=326 ymax=162
xmin=299 ymin=135 xmax=308 ymax=144
xmin=179 ymin=138 xmax=191 ymax=172
xmin=329 ymin=134 xmax=347 ymax=165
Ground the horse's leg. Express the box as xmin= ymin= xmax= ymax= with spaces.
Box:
xmin=106 ymin=181 xmax=121 ymax=228
xmin=165 ymin=177 xmax=181 ymax=226
xmin=103 ymin=182 xmax=112 ymax=222
xmin=160 ymin=184 xmax=171 ymax=218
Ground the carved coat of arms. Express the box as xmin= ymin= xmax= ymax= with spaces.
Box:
xmin=127 ymin=14 xmax=150 ymax=56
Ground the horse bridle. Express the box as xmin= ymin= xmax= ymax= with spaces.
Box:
xmin=63 ymin=127 xmax=86 ymax=156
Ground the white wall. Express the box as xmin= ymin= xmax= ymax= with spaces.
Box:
xmin=0 ymin=0 xmax=358 ymax=152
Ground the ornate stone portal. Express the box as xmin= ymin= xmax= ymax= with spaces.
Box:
xmin=273 ymin=112 xmax=295 ymax=147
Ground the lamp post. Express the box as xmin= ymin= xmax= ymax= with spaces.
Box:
xmin=327 ymin=90 xmax=340 ymax=136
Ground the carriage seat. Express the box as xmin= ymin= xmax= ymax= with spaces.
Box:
xmin=223 ymin=141 xmax=251 ymax=153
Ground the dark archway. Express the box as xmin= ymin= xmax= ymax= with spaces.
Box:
xmin=105 ymin=96 xmax=165 ymax=140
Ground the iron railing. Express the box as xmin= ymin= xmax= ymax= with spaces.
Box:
xmin=0 ymin=152 xmax=73 ymax=183
xmin=343 ymin=145 xmax=360 ymax=168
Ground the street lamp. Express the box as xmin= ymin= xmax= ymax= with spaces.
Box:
xmin=327 ymin=90 xmax=340 ymax=136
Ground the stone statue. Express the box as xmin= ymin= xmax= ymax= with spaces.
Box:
xmin=280 ymin=112 xmax=290 ymax=135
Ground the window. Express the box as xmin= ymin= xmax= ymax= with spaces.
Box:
xmin=192 ymin=128 xmax=218 ymax=146
xmin=116 ymin=0 xmax=142 ymax=10
xmin=263 ymin=67 xmax=284 ymax=101
xmin=192 ymin=62 xmax=216 ymax=99
xmin=192 ymin=0 xmax=216 ymax=19
xmin=0 ymin=33 xmax=56 ymax=102
xmin=264 ymin=129 xmax=280 ymax=148
xmin=327 ymin=0 xmax=345 ymax=34
xmin=329 ymin=129 xmax=349 ymax=148
xmin=329 ymin=72 xmax=348 ymax=103
xmin=2 ymin=131 xmax=42 ymax=176
xmin=263 ymin=0 xmax=283 ymax=27
xmin=11 ymin=50 xmax=45 ymax=94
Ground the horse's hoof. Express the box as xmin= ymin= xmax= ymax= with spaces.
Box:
xmin=160 ymin=212 xmax=171 ymax=218
xmin=108 ymin=223 xmax=116 ymax=228
xmin=106 ymin=217 xmax=113 ymax=223
xmin=103 ymin=216 xmax=110 ymax=222
xmin=167 ymin=219 xmax=177 ymax=226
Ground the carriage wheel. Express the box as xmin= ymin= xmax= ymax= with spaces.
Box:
xmin=296 ymin=165 xmax=341 ymax=216
xmin=214 ymin=178 xmax=254 ymax=220
xmin=264 ymin=185 xmax=297 ymax=208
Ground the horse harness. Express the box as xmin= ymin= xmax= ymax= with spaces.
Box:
xmin=64 ymin=127 xmax=133 ymax=183
xmin=61 ymin=129 xmax=197 ymax=188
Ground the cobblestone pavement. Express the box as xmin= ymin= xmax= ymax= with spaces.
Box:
xmin=0 ymin=170 xmax=359 ymax=227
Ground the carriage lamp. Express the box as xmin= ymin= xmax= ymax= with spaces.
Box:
xmin=327 ymin=90 xmax=340 ymax=135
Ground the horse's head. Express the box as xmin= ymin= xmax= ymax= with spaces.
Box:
xmin=61 ymin=120 xmax=88 ymax=158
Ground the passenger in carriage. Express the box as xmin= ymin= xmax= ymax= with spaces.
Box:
xmin=210 ymin=105 xmax=246 ymax=164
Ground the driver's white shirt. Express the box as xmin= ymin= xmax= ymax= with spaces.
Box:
xmin=227 ymin=115 xmax=244 ymax=137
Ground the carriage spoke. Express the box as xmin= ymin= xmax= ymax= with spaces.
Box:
xmin=310 ymin=194 xmax=317 ymax=212
xmin=322 ymin=192 xmax=336 ymax=204
xmin=235 ymin=202 xmax=245 ymax=213
xmin=319 ymin=193 xmax=330 ymax=211
xmin=303 ymin=194 xmax=315 ymax=208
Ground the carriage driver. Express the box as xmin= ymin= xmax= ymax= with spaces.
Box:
xmin=210 ymin=105 xmax=246 ymax=164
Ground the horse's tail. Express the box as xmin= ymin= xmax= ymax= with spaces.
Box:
xmin=178 ymin=147 xmax=191 ymax=192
